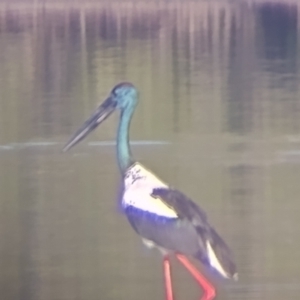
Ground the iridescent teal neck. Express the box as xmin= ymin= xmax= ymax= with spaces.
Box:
xmin=117 ymin=105 xmax=135 ymax=174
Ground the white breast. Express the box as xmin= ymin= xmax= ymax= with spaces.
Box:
xmin=122 ymin=163 xmax=178 ymax=218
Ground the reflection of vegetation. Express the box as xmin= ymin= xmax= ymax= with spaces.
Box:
xmin=0 ymin=1 xmax=299 ymax=144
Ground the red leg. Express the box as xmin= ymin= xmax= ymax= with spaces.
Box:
xmin=176 ymin=254 xmax=216 ymax=300
xmin=163 ymin=256 xmax=174 ymax=300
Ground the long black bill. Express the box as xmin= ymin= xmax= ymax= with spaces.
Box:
xmin=63 ymin=97 xmax=116 ymax=152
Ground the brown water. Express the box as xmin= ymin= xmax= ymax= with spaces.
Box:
xmin=0 ymin=1 xmax=300 ymax=300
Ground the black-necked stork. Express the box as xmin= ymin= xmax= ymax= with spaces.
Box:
xmin=63 ymin=82 xmax=238 ymax=300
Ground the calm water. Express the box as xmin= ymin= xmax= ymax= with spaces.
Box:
xmin=0 ymin=1 xmax=300 ymax=300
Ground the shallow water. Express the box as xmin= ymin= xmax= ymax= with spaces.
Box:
xmin=0 ymin=1 xmax=300 ymax=300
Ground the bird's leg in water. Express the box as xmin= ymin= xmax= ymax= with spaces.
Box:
xmin=163 ymin=256 xmax=174 ymax=300
xmin=176 ymin=254 xmax=216 ymax=300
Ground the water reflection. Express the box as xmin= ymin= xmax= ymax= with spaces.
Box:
xmin=1 ymin=1 xmax=300 ymax=300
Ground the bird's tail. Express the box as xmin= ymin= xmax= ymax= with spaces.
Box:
xmin=197 ymin=228 xmax=238 ymax=281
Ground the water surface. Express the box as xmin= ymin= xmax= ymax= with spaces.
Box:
xmin=0 ymin=1 xmax=300 ymax=300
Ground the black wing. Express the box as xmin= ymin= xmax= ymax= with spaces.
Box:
xmin=151 ymin=188 xmax=209 ymax=227
xmin=151 ymin=188 xmax=237 ymax=279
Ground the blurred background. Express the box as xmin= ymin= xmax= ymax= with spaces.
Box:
xmin=0 ymin=0 xmax=300 ymax=299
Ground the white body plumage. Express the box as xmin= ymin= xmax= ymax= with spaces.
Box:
xmin=122 ymin=163 xmax=178 ymax=218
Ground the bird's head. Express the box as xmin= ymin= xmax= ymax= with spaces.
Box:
xmin=63 ymin=82 xmax=138 ymax=152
